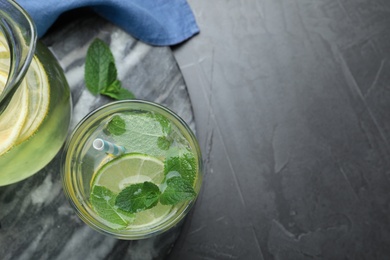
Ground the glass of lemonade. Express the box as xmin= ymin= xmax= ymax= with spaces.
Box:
xmin=0 ymin=0 xmax=72 ymax=186
xmin=61 ymin=100 xmax=202 ymax=239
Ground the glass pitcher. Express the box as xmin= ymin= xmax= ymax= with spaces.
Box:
xmin=0 ymin=0 xmax=71 ymax=186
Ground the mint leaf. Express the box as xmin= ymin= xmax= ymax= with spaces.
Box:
xmin=160 ymin=177 xmax=196 ymax=205
xmin=115 ymin=182 xmax=161 ymax=213
xmin=85 ymin=38 xmax=135 ymax=100
xmin=102 ymin=79 xmax=122 ymax=94
xmin=90 ymin=185 xmax=127 ymax=228
xmin=102 ymin=86 xmax=135 ymax=100
xmin=151 ymin=113 xmax=171 ymax=135
xmin=111 ymin=112 xmax=172 ymax=157
xmin=116 ymin=208 xmax=136 ymax=222
xmin=85 ymin=39 xmax=117 ymax=94
xmin=164 ymin=150 xmax=196 ymax=185
xmin=105 ymin=115 xmax=126 ymax=136
xmin=157 ymin=136 xmax=172 ymax=150
xmin=150 ymin=112 xmax=173 ymax=150
xmin=101 ymin=80 xmax=135 ymax=100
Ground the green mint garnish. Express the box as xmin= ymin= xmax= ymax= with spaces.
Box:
xmin=151 ymin=113 xmax=172 ymax=135
xmin=110 ymin=112 xmax=174 ymax=157
xmin=101 ymin=80 xmax=135 ymax=100
xmin=157 ymin=136 xmax=172 ymax=150
xmin=90 ymin=185 xmax=127 ymax=228
xmin=160 ymin=176 xmax=196 ymax=205
xmin=114 ymin=150 xmax=197 ymax=212
xmin=115 ymin=182 xmax=161 ymax=213
xmin=164 ymin=149 xmax=196 ymax=185
xmin=106 ymin=115 xmax=126 ymax=136
xmin=85 ymin=38 xmax=135 ymax=100
xmin=155 ymin=113 xmax=173 ymax=150
xmin=92 ymin=112 xmax=198 ymax=216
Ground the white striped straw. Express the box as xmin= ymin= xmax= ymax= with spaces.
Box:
xmin=93 ymin=138 xmax=126 ymax=156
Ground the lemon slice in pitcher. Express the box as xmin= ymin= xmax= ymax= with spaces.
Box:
xmin=0 ymin=40 xmax=10 ymax=75
xmin=0 ymin=80 xmax=29 ymax=156
xmin=16 ymin=56 xmax=50 ymax=143
xmin=0 ymin=70 xmax=8 ymax=93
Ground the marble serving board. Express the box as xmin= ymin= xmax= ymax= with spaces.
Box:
xmin=0 ymin=13 xmax=195 ymax=260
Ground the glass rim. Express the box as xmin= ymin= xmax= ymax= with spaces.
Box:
xmin=61 ymin=99 xmax=203 ymax=240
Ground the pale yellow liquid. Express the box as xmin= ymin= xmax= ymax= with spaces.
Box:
xmin=0 ymin=34 xmax=71 ymax=186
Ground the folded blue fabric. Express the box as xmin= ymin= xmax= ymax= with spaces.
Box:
xmin=15 ymin=0 xmax=199 ymax=46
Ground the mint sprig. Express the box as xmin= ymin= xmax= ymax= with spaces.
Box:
xmin=85 ymin=38 xmax=135 ymax=100
xmin=164 ymin=149 xmax=196 ymax=185
xmin=111 ymin=151 xmax=197 ymax=214
xmin=90 ymin=185 xmax=128 ymax=228
xmin=115 ymin=182 xmax=161 ymax=213
xmin=159 ymin=177 xmax=196 ymax=205
xmin=157 ymin=136 xmax=172 ymax=150
xmin=105 ymin=115 xmax=126 ymax=136
xmin=106 ymin=113 xmax=175 ymax=157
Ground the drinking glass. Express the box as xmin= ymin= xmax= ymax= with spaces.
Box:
xmin=61 ymin=100 xmax=202 ymax=240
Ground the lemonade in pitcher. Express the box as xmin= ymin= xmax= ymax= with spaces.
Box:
xmin=0 ymin=1 xmax=71 ymax=186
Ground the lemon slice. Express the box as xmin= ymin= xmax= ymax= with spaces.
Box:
xmin=0 ymin=38 xmax=9 ymax=86
xmin=92 ymin=153 xmax=165 ymax=193
xmin=125 ymin=202 xmax=174 ymax=229
xmin=0 ymin=54 xmax=48 ymax=154
xmin=0 ymin=80 xmax=29 ymax=156
xmin=91 ymin=153 xmax=173 ymax=229
xmin=0 ymin=55 xmax=9 ymax=80
xmin=0 ymin=70 xmax=8 ymax=94
xmin=16 ymin=56 xmax=50 ymax=143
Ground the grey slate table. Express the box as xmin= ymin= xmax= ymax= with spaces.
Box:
xmin=3 ymin=1 xmax=390 ymax=259
xmin=0 ymin=13 xmax=196 ymax=259
xmin=170 ymin=0 xmax=390 ymax=259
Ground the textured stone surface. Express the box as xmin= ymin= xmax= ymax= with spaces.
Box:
xmin=0 ymin=14 xmax=195 ymax=260
xmin=172 ymin=0 xmax=390 ymax=259
xmin=3 ymin=0 xmax=390 ymax=259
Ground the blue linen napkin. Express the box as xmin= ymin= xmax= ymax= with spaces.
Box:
xmin=15 ymin=0 xmax=199 ymax=46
